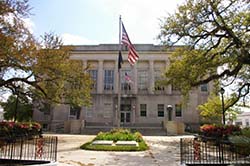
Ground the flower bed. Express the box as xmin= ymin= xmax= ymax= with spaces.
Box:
xmin=80 ymin=128 xmax=148 ymax=151
xmin=200 ymin=124 xmax=241 ymax=139
xmin=0 ymin=121 xmax=42 ymax=141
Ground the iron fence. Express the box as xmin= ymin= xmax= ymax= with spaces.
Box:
xmin=0 ymin=136 xmax=57 ymax=164
xmin=180 ymin=137 xmax=250 ymax=165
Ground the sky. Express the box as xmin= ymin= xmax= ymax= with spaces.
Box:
xmin=28 ymin=0 xmax=185 ymax=45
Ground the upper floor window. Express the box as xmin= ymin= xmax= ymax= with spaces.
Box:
xmin=175 ymin=104 xmax=182 ymax=117
xmin=138 ymin=70 xmax=148 ymax=91
xmin=121 ymin=70 xmax=132 ymax=91
xmin=154 ymin=70 xmax=165 ymax=91
xmin=104 ymin=70 xmax=114 ymax=90
xmin=88 ymin=70 xmax=98 ymax=90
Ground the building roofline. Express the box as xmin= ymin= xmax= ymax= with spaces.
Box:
xmin=67 ymin=44 xmax=185 ymax=52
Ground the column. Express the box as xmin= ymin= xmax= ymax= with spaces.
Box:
xmin=164 ymin=60 xmax=171 ymax=94
xmin=115 ymin=60 xmax=119 ymax=94
xmin=149 ymin=60 xmax=154 ymax=94
xmin=133 ymin=64 xmax=138 ymax=94
xmin=97 ymin=60 xmax=103 ymax=94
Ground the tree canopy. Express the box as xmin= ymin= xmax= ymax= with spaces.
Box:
xmin=0 ymin=0 xmax=92 ymax=107
xmin=159 ymin=0 xmax=250 ymax=108
xmin=198 ymin=94 xmax=241 ymax=124
xmin=0 ymin=94 xmax=33 ymax=122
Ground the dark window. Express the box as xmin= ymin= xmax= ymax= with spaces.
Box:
xmin=175 ymin=104 xmax=182 ymax=117
xmin=200 ymin=84 xmax=208 ymax=92
xmin=157 ymin=104 xmax=164 ymax=117
xmin=140 ymin=104 xmax=147 ymax=117
xmin=70 ymin=106 xmax=81 ymax=119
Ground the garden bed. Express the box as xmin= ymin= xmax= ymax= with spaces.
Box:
xmin=80 ymin=128 xmax=149 ymax=151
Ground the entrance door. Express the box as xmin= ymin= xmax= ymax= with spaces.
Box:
xmin=120 ymin=104 xmax=131 ymax=124
xmin=121 ymin=112 xmax=131 ymax=123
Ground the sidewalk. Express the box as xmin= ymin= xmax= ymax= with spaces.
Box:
xmin=46 ymin=134 xmax=194 ymax=166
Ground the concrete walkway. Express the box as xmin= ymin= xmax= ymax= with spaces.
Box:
xmin=46 ymin=134 xmax=194 ymax=166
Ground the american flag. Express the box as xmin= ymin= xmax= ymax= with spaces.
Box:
xmin=125 ymin=72 xmax=133 ymax=83
xmin=121 ymin=22 xmax=139 ymax=65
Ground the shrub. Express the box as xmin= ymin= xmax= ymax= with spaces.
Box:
xmin=0 ymin=121 xmax=42 ymax=139
xmin=241 ymin=127 xmax=250 ymax=138
xmin=95 ymin=128 xmax=140 ymax=142
xmin=200 ymin=124 xmax=241 ymax=138
xmin=228 ymin=135 xmax=250 ymax=156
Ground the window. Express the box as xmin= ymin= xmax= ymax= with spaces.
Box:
xmin=104 ymin=70 xmax=114 ymax=90
xmin=175 ymin=104 xmax=182 ymax=117
xmin=138 ymin=70 xmax=148 ymax=90
xmin=88 ymin=70 xmax=98 ymax=90
xmin=245 ymin=119 xmax=249 ymax=127
xmin=157 ymin=104 xmax=164 ymax=117
xmin=200 ymin=84 xmax=208 ymax=92
xmin=121 ymin=70 xmax=132 ymax=91
xmin=70 ymin=106 xmax=81 ymax=119
xmin=140 ymin=104 xmax=147 ymax=117
xmin=235 ymin=121 xmax=242 ymax=126
xmin=154 ymin=70 xmax=165 ymax=91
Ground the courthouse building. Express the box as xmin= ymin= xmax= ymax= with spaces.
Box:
xmin=33 ymin=44 xmax=212 ymax=133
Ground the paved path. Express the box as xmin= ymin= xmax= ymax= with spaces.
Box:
xmin=45 ymin=134 xmax=194 ymax=166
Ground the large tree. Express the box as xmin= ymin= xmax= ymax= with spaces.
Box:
xmin=159 ymin=0 xmax=250 ymax=108
xmin=0 ymin=0 xmax=91 ymax=107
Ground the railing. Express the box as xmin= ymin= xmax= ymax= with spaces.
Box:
xmin=180 ymin=137 xmax=250 ymax=165
xmin=0 ymin=136 xmax=57 ymax=164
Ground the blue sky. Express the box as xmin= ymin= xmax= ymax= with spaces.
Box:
xmin=28 ymin=0 xmax=185 ymax=45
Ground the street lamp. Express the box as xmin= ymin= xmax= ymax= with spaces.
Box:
xmin=167 ymin=105 xmax=173 ymax=121
xmin=220 ymin=87 xmax=225 ymax=125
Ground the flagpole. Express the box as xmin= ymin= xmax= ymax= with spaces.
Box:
xmin=117 ymin=15 xmax=122 ymax=128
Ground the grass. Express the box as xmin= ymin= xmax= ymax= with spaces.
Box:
xmin=80 ymin=128 xmax=149 ymax=151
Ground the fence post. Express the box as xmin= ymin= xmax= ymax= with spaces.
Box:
xmin=193 ymin=138 xmax=201 ymax=161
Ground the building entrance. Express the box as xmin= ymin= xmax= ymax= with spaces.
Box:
xmin=120 ymin=104 xmax=131 ymax=124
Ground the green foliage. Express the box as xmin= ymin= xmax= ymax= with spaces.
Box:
xmin=198 ymin=94 xmax=241 ymax=124
xmin=0 ymin=95 xmax=33 ymax=122
xmin=0 ymin=0 xmax=92 ymax=107
xmin=228 ymin=135 xmax=250 ymax=155
xmin=198 ymin=95 xmax=222 ymax=124
xmin=95 ymin=128 xmax=143 ymax=142
xmin=241 ymin=127 xmax=250 ymax=138
xmin=158 ymin=0 xmax=250 ymax=106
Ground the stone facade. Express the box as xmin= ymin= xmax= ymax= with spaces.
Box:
xmin=33 ymin=44 xmax=212 ymax=133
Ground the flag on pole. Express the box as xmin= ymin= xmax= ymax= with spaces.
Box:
xmin=118 ymin=50 xmax=123 ymax=69
xmin=125 ymin=72 xmax=133 ymax=83
xmin=121 ymin=22 xmax=139 ymax=65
